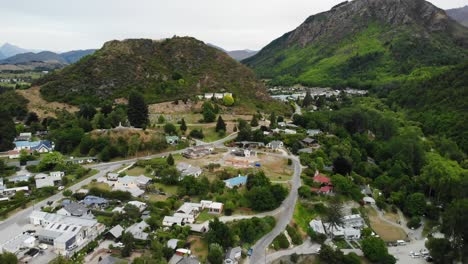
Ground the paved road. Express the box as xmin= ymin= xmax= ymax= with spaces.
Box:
xmin=266 ymin=238 xmax=320 ymax=263
xmin=246 ymin=154 xmax=302 ymax=264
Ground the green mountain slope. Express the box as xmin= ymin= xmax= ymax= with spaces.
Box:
xmin=36 ymin=37 xmax=272 ymax=108
xmin=388 ymin=62 xmax=468 ymax=152
xmin=244 ymin=0 xmax=468 ymax=88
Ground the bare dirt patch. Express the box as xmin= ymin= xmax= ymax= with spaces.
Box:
xmin=16 ymin=86 xmax=78 ymax=118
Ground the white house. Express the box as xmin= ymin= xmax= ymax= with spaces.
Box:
xmin=125 ymin=221 xmax=149 ymax=240
xmin=176 ymin=162 xmax=202 ymax=179
xmin=266 ymin=141 xmax=284 ymax=150
xmin=128 ymin=201 xmax=147 ymax=212
xmin=35 ymin=171 xmax=64 ymax=189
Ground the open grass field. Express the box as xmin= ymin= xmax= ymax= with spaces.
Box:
xmin=126 ymin=166 xmax=147 ymax=176
xmin=366 ymin=207 xmax=407 ymax=242
xmin=293 ymin=202 xmax=317 ymax=234
xmin=85 ymin=182 xmax=112 ymax=191
xmin=196 ymin=210 xmax=217 ymax=223
xmin=189 ymin=235 xmax=208 ymax=261
xmin=258 ymin=154 xmax=293 ymax=181
xmin=152 ymin=183 xmax=178 ymax=196
xmin=16 ymin=86 xmax=79 ymax=118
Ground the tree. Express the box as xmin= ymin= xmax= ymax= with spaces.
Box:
xmin=250 ymin=115 xmax=259 ymax=127
xmin=441 ymin=199 xmax=468 ymax=260
xmin=202 ymin=102 xmax=217 ymax=122
xmin=164 ymin=123 xmax=177 ymax=135
xmin=246 ymin=186 xmax=276 ymax=211
xmin=0 ymin=111 xmax=15 ymax=151
xmin=208 ymin=243 xmax=224 ymax=264
xmin=361 ymin=237 xmax=394 ymax=263
xmin=223 ymin=94 xmax=234 ymax=106
xmin=38 ymin=152 xmax=65 ymax=171
xmin=121 ymin=232 xmax=135 ymax=257
xmin=303 ymin=91 xmax=313 ymax=107
xmin=167 ymin=154 xmax=174 ymax=166
xmin=324 ymin=199 xmax=344 ymax=236
xmin=215 ymin=116 xmax=226 ymax=132
xmin=180 ymin=118 xmax=187 ymax=132
xmin=78 ymin=103 xmax=97 ymax=120
xmin=63 ymin=189 xmax=72 ymax=197
xmin=189 ymin=129 xmax=204 ymax=139
xmin=404 ymin=192 xmax=426 ymax=217
xmin=426 ymin=238 xmax=455 ymax=264
xmin=127 ymin=91 xmax=149 ymax=128
xmin=25 ymin=112 xmax=39 ymax=125
xmin=269 ymin=112 xmax=277 ymax=129
xmin=333 ymin=156 xmax=352 ymax=175
xmin=157 ymin=115 xmax=165 ymax=124
xmin=206 ymin=218 xmax=233 ymax=248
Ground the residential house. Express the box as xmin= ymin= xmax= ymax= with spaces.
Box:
xmin=67 ymin=157 xmax=97 ymax=165
xmin=201 ymin=200 xmax=223 ymax=214
xmin=29 ymin=211 xmax=105 ymax=256
xmin=363 ymin=196 xmax=376 ymax=205
xmin=176 ymin=162 xmax=202 ymax=179
xmin=14 ymin=140 xmax=54 ymax=153
xmin=128 ymin=201 xmax=147 ymax=212
xmin=302 ymin=138 xmax=317 ymax=146
xmin=183 ymin=145 xmax=214 ymax=159
xmin=82 ymin=196 xmax=108 ymax=208
xmin=342 ymin=214 xmax=365 ymax=229
xmin=224 ymin=247 xmax=242 ymax=264
xmin=57 ymin=202 xmax=92 ymax=218
xmin=167 ymin=239 xmax=179 ymax=250
xmin=166 ymin=136 xmax=180 ymax=145
xmin=231 ymin=149 xmax=256 ymax=158
xmin=8 ymin=174 xmax=32 ymax=183
xmin=283 ymin=129 xmax=297 ymax=135
xmin=266 ymin=141 xmax=284 ymax=151
xmin=0 ymin=186 xmax=29 ymax=196
xmin=309 ymin=219 xmax=326 ymax=235
xmin=107 ymin=225 xmax=124 ymax=240
xmin=125 ymin=221 xmax=149 ymax=240
xmin=223 ymin=175 xmax=248 ymax=189
xmin=15 ymin=133 xmax=32 ymax=142
xmin=112 ymin=175 xmax=151 ymax=197
xmin=307 ymin=129 xmax=322 ymax=137
xmin=35 ymin=171 xmax=64 ymax=189
xmin=311 ymin=171 xmax=333 ymax=195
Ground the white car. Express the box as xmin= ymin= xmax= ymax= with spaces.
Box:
xmin=114 ymin=242 xmax=124 ymax=248
xmin=58 ymin=186 xmax=65 ymax=191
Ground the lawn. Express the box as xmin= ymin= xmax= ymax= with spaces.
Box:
xmin=293 ymin=202 xmax=317 ymax=234
xmin=189 ymin=235 xmax=208 ymax=262
xmin=196 ymin=210 xmax=217 ymax=223
xmin=366 ymin=207 xmax=407 ymax=242
xmin=333 ymin=238 xmax=352 ymax=249
xmin=86 ymin=182 xmax=112 ymax=192
xmin=152 ymin=183 xmax=178 ymax=196
xmin=126 ymin=166 xmax=147 ymax=176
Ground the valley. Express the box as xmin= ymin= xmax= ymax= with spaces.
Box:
xmin=0 ymin=0 xmax=467 ymax=264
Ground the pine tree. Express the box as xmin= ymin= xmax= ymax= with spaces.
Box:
xmin=180 ymin=118 xmax=187 ymax=132
xmin=250 ymin=115 xmax=259 ymax=127
xmin=302 ymin=91 xmax=313 ymax=107
xmin=269 ymin=112 xmax=277 ymax=129
xmin=167 ymin=154 xmax=174 ymax=166
xmin=127 ymin=91 xmax=149 ymax=128
xmin=0 ymin=111 xmax=15 ymax=151
xmin=215 ymin=116 xmax=226 ymax=132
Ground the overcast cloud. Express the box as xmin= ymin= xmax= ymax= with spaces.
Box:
xmin=1 ymin=0 xmax=467 ymax=52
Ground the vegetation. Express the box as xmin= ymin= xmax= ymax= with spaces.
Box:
xmin=127 ymin=91 xmax=149 ymax=128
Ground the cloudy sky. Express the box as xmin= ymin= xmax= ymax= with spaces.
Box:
xmin=1 ymin=0 xmax=467 ymax=52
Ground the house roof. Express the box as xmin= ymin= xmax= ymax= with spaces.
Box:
xmin=268 ymin=140 xmax=283 ymax=148
xmin=313 ymin=174 xmax=331 ymax=184
xmin=108 ymin=225 xmax=124 ymax=238
xmin=226 ymin=246 xmax=242 ymax=260
xmin=83 ymin=195 xmax=108 ymax=205
xmin=62 ymin=202 xmax=89 ymax=216
xmin=302 ymin=138 xmax=315 ymax=144
xmin=167 ymin=238 xmax=179 ymax=249
xmin=125 ymin=221 xmax=149 ymax=240
xmin=223 ymin=176 xmax=248 ymax=187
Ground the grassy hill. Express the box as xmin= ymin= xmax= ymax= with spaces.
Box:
xmin=244 ymin=0 xmax=468 ymax=88
xmin=36 ymin=37 xmax=276 ymax=111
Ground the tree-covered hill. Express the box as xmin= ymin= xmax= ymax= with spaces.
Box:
xmin=244 ymin=0 xmax=468 ymax=88
xmin=388 ymin=62 xmax=468 ymax=153
xmin=36 ymin=37 xmax=274 ymax=110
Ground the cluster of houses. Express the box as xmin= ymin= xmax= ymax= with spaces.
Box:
xmin=163 ymin=200 xmax=223 ymax=227
xmin=197 ymin=92 xmax=233 ymax=100
xmin=183 ymin=145 xmax=214 ymax=159
xmin=98 ymin=174 xmax=152 ymax=197
xmin=7 ymin=132 xmax=54 ymax=159
xmin=310 ymin=213 xmax=366 ymax=240
xmin=0 ymin=210 xmax=105 ymax=256
xmin=0 ymin=178 xmax=29 ymax=200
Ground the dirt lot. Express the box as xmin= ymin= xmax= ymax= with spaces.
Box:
xmin=258 ymin=154 xmax=294 ymax=181
xmin=189 ymin=235 xmax=208 ymax=261
xmin=367 ymin=207 xmax=407 ymax=242
xmin=16 ymin=86 xmax=78 ymax=118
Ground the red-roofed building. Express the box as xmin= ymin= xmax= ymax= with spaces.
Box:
xmin=312 ymin=170 xmax=333 ymax=195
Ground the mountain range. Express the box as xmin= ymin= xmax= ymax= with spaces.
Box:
xmin=447 ymin=5 xmax=468 ymax=27
xmin=207 ymin=43 xmax=258 ymax=61
xmin=244 ymin=0 xmax=468 ymax=88
xmin=36 ymin=37 xmax=273 ymax=110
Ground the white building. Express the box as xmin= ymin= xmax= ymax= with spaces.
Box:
xmin=176 ymin=162 xmax=203 ymax=179
xmin=125 ymin=221 xmax=149 ymax=240
xmin=30 ymin=211 xmax=104 ymax=256
xmin=128 ymin=201 xmax=147 ymax=212
xmin=35 ymin=171 xmax=64 ymax=189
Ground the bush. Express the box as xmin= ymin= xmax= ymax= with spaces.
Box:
xmin=407 ymin=216 xmax=421 ymax=229
xmin=189 ymin=129 xmax=204 ymax=139
xmin=272 ymin=233 xmax=289 ymax=250
xmin=307 ymin=228 xmax=327 ymax=244
xmin=286 ymin=225 xmax=303 ymax=245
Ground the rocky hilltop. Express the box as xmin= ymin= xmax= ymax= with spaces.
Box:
xmin=244 ymin=0 xmax=468 ymax=87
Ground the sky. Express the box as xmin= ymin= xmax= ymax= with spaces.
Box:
xmin=1 ymin=0 xmax=467 ymax=52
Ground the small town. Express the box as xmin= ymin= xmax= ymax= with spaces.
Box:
xmin=0 ymin=0 xmax=467 ymax=264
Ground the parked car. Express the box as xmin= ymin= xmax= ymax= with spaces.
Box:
xmin=58 ymin=186 xmax=65 ymax=191
xmin=247 ymin=248 xmax=253 ymax=256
